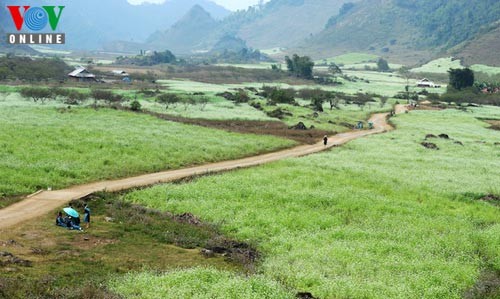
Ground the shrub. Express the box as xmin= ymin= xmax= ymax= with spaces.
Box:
xmin=130 ymin=100 xmax=141 ymax=111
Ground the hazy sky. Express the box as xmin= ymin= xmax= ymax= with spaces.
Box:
xmin=127 ymin=0 xmax=267 ymax=11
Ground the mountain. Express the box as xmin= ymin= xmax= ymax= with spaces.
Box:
xmin=0 ymin=0 xmax=230 ymax=50
xmin=302 ymin=0 xmax=500 ymax=64
xmin=147 ymin=5 xmax=218 ymax=53
xmin=145 ymin=0 xmax=356 ymax=54
xmin=451 ymin=22 xmax=500 ymax=67
xmin=221 ymin=0 xmax=357 ymax=49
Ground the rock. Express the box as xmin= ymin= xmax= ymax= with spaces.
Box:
xmin=425 ymin=134 xmax=437 ymax=139
xmin=289 ymin=122 xmax=308 ymax=130
xmin=421 ymin=142 xmax=439 ymax=150
xmin=201 ymin=249 xmax=215 ymax=258
xmin=0 ymin=251 xmax=13 ymax=257
xmin=438 ymin=134 xmax=449 ymax=139
xmin=84 ymin=237 xmax=90 ymax=241
xmin=104 ymin=217 xmax=114 ymax=222
xmin=30 ymin=248 xmax=45 ymax=255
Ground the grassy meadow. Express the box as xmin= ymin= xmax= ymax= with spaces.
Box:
xmin=120 ymin=106 xmax=500 ymax=298
xmin=0 ymin=93 xmax=294 ymax=197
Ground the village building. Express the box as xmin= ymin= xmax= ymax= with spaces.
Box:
xmin=417 ymin=78 xmax=439 ymax=88
xmin=111 ymin=70 xmax=130 ymax=77
xmin=417 ymin=78 xmax=435 ymax=88
xmin=68 ymin=67 xmax=97 ymax=82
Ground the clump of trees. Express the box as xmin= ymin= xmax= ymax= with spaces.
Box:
xmin=157 ymin=93 xmax=209 ymax=111
xmin=377 ymin=58 xmax=390 ymax=72
xmin=285 ymin=54 xmax=315 ymax=79
xmin=0 ymin=55 xmax=71 ymax=82
xmin=448 ymin=68 xmax=474 ymax=90
xmin=19 ymin=87 xmax=90 ymax=105
xmin=260 ymin=86 xmax=296 ymax=105
xmin=424 ymin=68 xmax=500 ymax=106
xmin=116 ymin=50 xmax=177 ymax=66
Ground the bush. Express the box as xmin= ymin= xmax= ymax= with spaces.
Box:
xmin=19 ymin=87 xmax=52 ymax=103
xmin=130 ymin=100 xmax=142 ymax=111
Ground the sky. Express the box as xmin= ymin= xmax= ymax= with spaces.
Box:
xmin=127 ymin=0 xmax=266 ymax=11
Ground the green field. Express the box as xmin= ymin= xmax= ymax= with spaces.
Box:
xmin=470 ymin=64 xmax=500 ymax=75
xmin=316 ymin=53 xmax=380 ymax=65
xmin=120 ymin=107 xmax=500 ymax=298
xmin=411 ymin=57 xmax=463 ymax=74
xmin=0 ymin=95 xmax=294 ymax=197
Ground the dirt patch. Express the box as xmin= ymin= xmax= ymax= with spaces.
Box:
xmin=204 ymin=237 xmax=258 ymax=271
xmin=485 ymin=120 xmax=500 ymax=131
xmin=174 ymin=212 xmax=202 ymax=226
xmin=421 ymin=142 xmax=439 ymax=150
xmin=142 ymin=110 xmax=332 ymax=144
xmin=463 ymin=270 xmax=500 ymax=299
xmin=480 ymin=194 xmax=500 ymax=203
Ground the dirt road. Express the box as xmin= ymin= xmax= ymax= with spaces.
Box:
xmin=0 ymin=107 xmax=404 ymax=230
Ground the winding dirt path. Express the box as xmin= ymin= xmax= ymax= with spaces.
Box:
xmin=0 ymin=106 xmax=406 ymax=231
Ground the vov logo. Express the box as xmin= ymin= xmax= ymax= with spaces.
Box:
xmin=6 ymin=5 xmax=66 ymax=45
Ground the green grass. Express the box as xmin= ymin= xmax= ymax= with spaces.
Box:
xmin=411 ymin=57 xmax=463 ymax=74
xmin=0 ymin=101 xmax=294 ymax=196
xmin=110 ymin=268 xmax=293 ymax=299
xmin=122 ymin=106 xmax=500 ymax=298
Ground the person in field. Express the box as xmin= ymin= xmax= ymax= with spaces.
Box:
xmin=56 ymin=212 xmax=65 ymax=227
xmin=83 ymin=204 xmax=91 ymax=229
xmin=323 ymin=135 xmax=328 ymax=146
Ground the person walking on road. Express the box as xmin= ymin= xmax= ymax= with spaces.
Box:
xmin=323 ymin=135 xmax=328 ymax=146
xmin=83 ymin=204 xmax=91 ymax=229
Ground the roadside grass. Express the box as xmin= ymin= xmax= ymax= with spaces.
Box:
xmin=0 ymin=103 xmax=294 ymax=197
xmin=257 ymin=100 xmax=391 ymax=131
xmin=0 ymin=194 xmax=237 ymax=298
xmin=121 ymin=107 xmax=500 ymax=298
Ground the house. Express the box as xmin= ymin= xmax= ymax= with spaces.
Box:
xmin=417 ymin=78 xmax=438 ymax=88
xmin=111 ymin=70 xmax=129 ymax=77
xmin=68 ymin=67 xmax=96 ymax=82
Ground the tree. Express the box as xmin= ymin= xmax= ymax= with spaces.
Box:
xmin=377 ymin=58 xmax=390 ymax=72
xmin=157 ymin=93 xmax=180 ymax=109
xmin=285 ymin=54 xmax=315 ymax=79
xmin=398 ymin=66 xmax=412 ymax=103
xmin=448 ymin=68 xmax=474 ymax=90
xmin=19 ymin=87 xmax=52 ymax=103
xmin=379 ymin=96 xmax=388 ymax=108
xmin=328 ymin=63 xmax=342 ymax=83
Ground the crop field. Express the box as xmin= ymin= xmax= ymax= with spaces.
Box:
xmin=121 ymin=106 xmax=500 ymax=298
xmin=0 ymin=94 xmax=294 ymax=197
